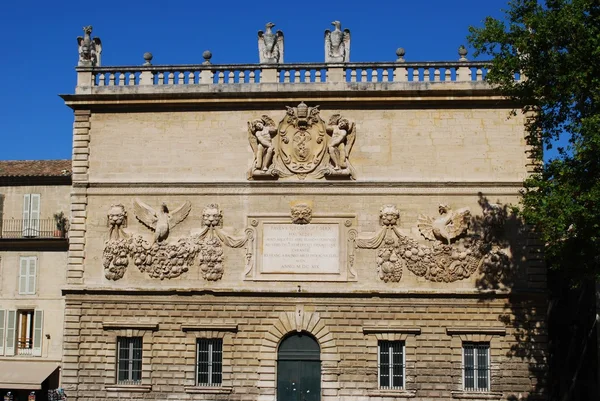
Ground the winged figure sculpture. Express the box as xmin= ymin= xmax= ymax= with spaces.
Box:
xmin=417 ymin=204 xmax=471 ymax=244
xmin=326 ymin=114 xmax=355 ymax=170
xmin=258 ymin=22 xmax=284 ymax=64
xmin=133 ymin=199 xmax=191 ymax=242
xmin=77 ymin=25 xmax=102 ymax=67
xmin=325 ymin=21 xmax=350 ymax=63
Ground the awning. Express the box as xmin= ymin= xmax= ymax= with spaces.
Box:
xmin=0 ymin=361 xmax=59 ymax=390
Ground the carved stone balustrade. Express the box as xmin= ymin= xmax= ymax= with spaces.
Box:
xmin=74 ymin=61 xmax=516 ymax=95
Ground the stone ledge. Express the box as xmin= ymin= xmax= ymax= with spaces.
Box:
xmin=363 ymin=327 xmax=421 ymax=335
xmin=446 ymin=327 xmax=506 ymax=336
xmin=367 ymin=389 xmax=417 ymax=398
xmin=105 ymin=385 xmax=152 ymax=393
xmin=451 ymin=391 xmax=503 ymax=399
xmin=181 ymin=323 xmax=238 ymax=332
xmin=184 ymin=386 xmax=233 ymax=394
xmin=101 ymin=322 xmax=159 ymax=331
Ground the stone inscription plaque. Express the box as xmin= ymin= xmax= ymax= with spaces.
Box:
xmin=262 ymin=223 xmax=339 ymax=274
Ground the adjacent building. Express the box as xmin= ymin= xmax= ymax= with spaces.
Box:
xmin=58 ymin=25 xmax=547 ymax=400
xmin=0 ymin=160 xmax=71 ymax=400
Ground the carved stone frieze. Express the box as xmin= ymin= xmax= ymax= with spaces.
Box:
xmin=258 ymin=22 xmax=284 ymax=64
xmin=103 ymin=202 xmax=251 ymax=281
xmin=77 ymin=25 xmax=102 ymax=67
xmin=248 ymin=102 xmax=356 ymax=180
xmin=353 ymin=204 xmax=510 ymax=283
xmin=291 ymin=203 xmax=312 ymax=224
xmin=324 ymin=21 xmax=350 ymax=63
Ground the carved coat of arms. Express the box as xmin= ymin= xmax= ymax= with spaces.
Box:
xmin=248 ymin=102 xmax=356 ymax=180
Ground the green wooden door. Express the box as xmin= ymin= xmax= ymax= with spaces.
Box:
xmin=277 ymin=333 xmax=321 ymax=401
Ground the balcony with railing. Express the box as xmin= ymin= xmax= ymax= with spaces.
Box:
xmin=0 ymin=219 xmax=67 ymax=239
xmin=0 ymin=218 xmax=68 ymax=251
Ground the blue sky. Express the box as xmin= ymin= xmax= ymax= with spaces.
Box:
xmin=0 ymin=0 xmax=514 ymax=161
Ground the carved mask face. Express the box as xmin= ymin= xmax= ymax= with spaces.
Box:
xmin=379 ymin=205 xmax=400 ymax=226
xmin=202 ymin=206 xmax=222 ymax=227
xmin=107 ymin=205 xmax=126 ymax=227
xmin=291 ymin=204 xmax=312 ymax=224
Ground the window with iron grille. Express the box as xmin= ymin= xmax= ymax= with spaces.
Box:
xmin=197 ymin=338 xmax=222 ymax=386
xmin=463 ymin=342 xmax=490 ymax=391
xmin=378 ymin=340 xmax=404 ymax=389
xmin=117 ymin=337 xmax=143 ymax=385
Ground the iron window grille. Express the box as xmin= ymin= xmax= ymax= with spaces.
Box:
xmin=197 ymin=338 xmax=223 ymax=386
xmin=378 ymin=340 xmax=405 ymax=389
xmin=117 ymin=337 xmax=143 ymax=385
xmin=463 ymin=342 xmax=490 ymax=391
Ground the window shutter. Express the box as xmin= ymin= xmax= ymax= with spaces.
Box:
xmin=19 ymin=258 xmax=28 ymax=294
xmin=0 ymin=309 xmax=5 ymax=355
xmin=28 ymin=257 xmax=37 ymax=294
xmin=22 ymin=194 xmax=31 ymax=235
xmin=5 ymin=310 xmax=16 ymax=356
xmin=32 ymin=310 xmax=43 ymax=356
xmin=30 ymin=194 xmax=40 ymax=235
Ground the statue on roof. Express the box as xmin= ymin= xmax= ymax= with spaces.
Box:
xmin=325 ymin=21 xmax=350 ymax=63
xmin=258 ymin=22 xmax=284 ymax=64
xmin=77 ymin=26 xmax=102 ymax=67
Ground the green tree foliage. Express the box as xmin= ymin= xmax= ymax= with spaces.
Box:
xmin=468 ymin=0 xmax=600 ymax=281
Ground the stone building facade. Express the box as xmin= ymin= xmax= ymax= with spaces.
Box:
xmin=60 ymin=26 xmax=547 ymax=401
xmin=0 ymin=160 xmax=71 ymax=400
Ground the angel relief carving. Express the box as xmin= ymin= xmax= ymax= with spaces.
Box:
xmin=102 ymin=202 xmax=252 ymax=282
xmin=248 ymin=115 xmax=277 ymax=174
xmin=352 ymin=204 xmax=510 ymax=283
xmin=247 ymin=102 xmax=357 ymax=180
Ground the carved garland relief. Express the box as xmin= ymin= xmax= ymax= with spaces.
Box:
xmin=103 ymin=200 xmax=510 ymax=284
xmin=103 ymin=202 xmax=251 ymax=281
xmin=248 ymin=102 xmax=356 ymax=180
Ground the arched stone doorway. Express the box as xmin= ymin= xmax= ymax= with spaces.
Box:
xmin=277 ymin=332 xmax=321 ymax=401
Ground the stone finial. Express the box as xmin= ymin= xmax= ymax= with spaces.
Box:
xmin=258 ymin=22 xmax=284 ymax=64
xmin=143 ymin=52 xmax=153 ymax=66
xmin=458 ymin=45 xmax=468 ymax=61
xmin=395 ymin=48 xmax=406 ymax=62
xmin=202 ymin=50 xmax=212 ymax=65
xmin=77 ymin=26 xmax=102 ymax=67
xmin=325 ymin=21 xmax=350 ymax=63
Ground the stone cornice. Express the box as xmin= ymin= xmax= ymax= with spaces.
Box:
xmin=79 ymin=181 xmax=524 ymax=196
xmin=61 ymin=81 xmax=514 ymax=110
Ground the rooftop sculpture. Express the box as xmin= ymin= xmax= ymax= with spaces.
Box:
xmin=77 ymin=25 xmax=102 ymax=67
xmin=325 ymin=21 xmax=350 ymax=63
xmin=258 ymin=22 xmax=284 ymax=64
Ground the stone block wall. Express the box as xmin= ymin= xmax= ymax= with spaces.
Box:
xmin=63 ymin=294 xmax=546 ymax=401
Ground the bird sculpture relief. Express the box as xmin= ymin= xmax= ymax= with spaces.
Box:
xmin=324 ymin=21 xmax=350 ymax=63
xmin=417 ymin=204 xmax=472 ymax=244
xmin=133 ymin=199 xmax=191 ymax=242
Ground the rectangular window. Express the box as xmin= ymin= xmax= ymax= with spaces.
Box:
xmin=117 ymin=337 xmax=143 ymax=385
xmin=19 ymin=257 xmax=36 ymax=295
xmin=378 ymin=340 xmax=404 ymax=389
xmin=197 ymin=338 xmax=222 ymax=386
xmin=17 ymin=310 xmax=34 ymax=355
xmin=22 ymin=194 xmax=40 ymax=237
xmin=463 ymin=342 xmax=490 ymax=391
